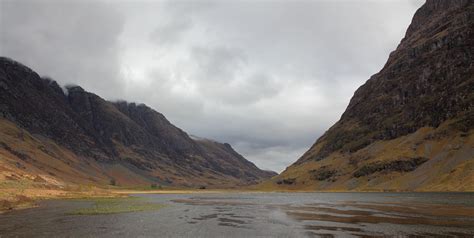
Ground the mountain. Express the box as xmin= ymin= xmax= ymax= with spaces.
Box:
xmin=0 ymin=57 xmax=276 ymax=189
xmin=261 ymin=0 xmax=473 ymax=191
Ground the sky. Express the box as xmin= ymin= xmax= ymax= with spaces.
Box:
xmin=0 ymin=0 xmax=424 ymax=173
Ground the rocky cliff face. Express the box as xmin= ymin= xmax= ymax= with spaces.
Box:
xmin=0 ymin=57 xmax=276 ymax=187
xmin=262 ymin=0 xmax=473 ymax=191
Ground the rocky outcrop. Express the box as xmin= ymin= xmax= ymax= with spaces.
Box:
xmin=352 ymin=157 xmax=429 ymax=178
xmin=0 ymin=57 xmax=275 ymax=187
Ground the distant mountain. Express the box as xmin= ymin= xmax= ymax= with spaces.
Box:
xmin=261 ymin=0 xmax=473 ymax=191
xmin=0 ymin=57 xmax=276 ymax=188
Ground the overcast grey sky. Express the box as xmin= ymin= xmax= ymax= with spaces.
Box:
xmin=0 ymin=0 xmax=424 ymax=172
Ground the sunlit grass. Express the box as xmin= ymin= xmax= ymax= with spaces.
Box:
xmin=68 ymin=197 xmax=165 ymax=215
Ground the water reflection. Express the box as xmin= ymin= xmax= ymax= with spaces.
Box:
xmin=0 ymin=192 xmax=473 ymax=237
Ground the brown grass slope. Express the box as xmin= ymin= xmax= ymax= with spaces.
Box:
xmin=262 ymin=0 xmax=474 ymax=191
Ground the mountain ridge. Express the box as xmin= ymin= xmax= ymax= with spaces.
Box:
xmin=0 ymin=57 xmax=276 ymax=188
xmin=259 ymin=0 xmax=473 ymax=191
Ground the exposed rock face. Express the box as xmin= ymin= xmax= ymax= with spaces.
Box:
xmin=264 ymin=0 xmax=474 ymax=191
xmin=0 ymin=57 xmax=276 ymax=187
xmin=299 ymin=0 xmax=474 ymax=161
xmin=352 ymin=157 xmax=429 ymax=178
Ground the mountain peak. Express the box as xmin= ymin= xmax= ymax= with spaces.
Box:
xmin=265 ymin=1 xmax=474 ymax=192
xmin=404 ymin=0 xmax=471 ymax=40
xmin=65 ymin=85 xmax=85 ymax=93
xmin=0 ymin=57 xmax=274 ymax=188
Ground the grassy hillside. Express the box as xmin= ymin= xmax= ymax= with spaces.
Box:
xmin=259 ymin=120 xmax=473 ymax=191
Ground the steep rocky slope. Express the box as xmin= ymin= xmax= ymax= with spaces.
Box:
xmin=0 ymin=57 xmax=276 ymax=188
xmin=262 ymin=0 xmax=473 ymax=191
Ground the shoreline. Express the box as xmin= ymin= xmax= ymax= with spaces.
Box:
xmin=2 ymin=187 xmax=473 ymax=214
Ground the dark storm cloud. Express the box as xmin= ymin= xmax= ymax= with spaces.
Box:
xmin=0 ymin=0 xmax=424 ymax=172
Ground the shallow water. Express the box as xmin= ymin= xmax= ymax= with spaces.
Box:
xmin=0 ymin=192 xmax=473 ymax=237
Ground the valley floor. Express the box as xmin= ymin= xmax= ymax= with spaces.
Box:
xmin=0 ymin=182 xmax=256 ymax=213
xmin=0 ymin=184 xmax=116 ymax=213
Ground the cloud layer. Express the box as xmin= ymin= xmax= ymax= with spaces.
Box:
xmin=0 ymin=0 xmax=424 ymax=172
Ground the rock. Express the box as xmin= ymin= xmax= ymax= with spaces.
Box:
xmin=276 ymin=178 xmax=296 ymax=185
xmin=352 ymin=157 xmax=429 ymax=178
xmin=309 ymin=166 xmax=337 ymax=181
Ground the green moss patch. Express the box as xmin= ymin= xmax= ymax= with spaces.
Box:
xmin=68 ymin=197 xmax=165 ymax=215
